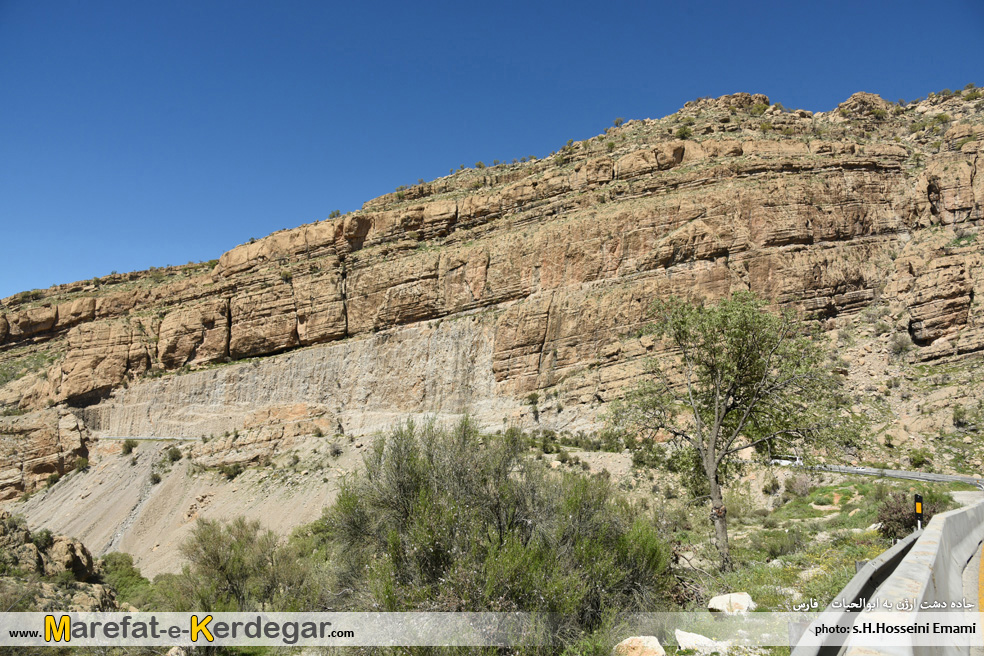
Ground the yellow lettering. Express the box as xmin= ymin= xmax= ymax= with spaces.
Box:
xmin=191 ymin=614 xmax=213 ymax=642
xmin=45 ymin=615 xmax=70 ymax=643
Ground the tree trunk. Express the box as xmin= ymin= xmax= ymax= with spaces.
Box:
xmin=708 ymin=473 xmax=731 ymax=571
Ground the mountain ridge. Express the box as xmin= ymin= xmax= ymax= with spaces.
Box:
xmin=1 ymin=86 xmax=982 ymax=500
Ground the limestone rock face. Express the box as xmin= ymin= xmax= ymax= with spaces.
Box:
xmin=44 ymin=535 xmax=96 ymax=582
xmin=58 ymin=319 xmax=156 ymax=402
xmin=1 ymin=88 xmax=984 ymax=474
xmin=0 ymin=410 xmax=89 ymax=499
xmin=158 ymin=299 xmax=230 ymax=368
xmin=0 ymin=511 xmax=113 ymax=610
xmin=230 ymin=277 xmax=298 ymax=358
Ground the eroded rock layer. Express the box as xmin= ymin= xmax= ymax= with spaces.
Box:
xmin=2 ymin=89 xmax=984 ymax=496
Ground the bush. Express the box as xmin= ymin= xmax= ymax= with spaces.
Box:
xmin=877 ymin=490 xmax=950 ymax=539
xmin=675 ymin=126 xmax=693 ymax=139
xmin=762 ymin=474 xmax=781 ymax=496
xmin=786 ymin=473 xmax=814 ymax=498
xmin=101 ymin=552 xmax=152 ymax=607
xmin=46 ymin=473 xmax=60 ymax=487
xmin=121 ymin=439 xmax=138 ymax=455
xmin=30 ymin=528 xmax=54 ymax=552
xmin=762 ymin=528 xmax=804 ymax=560
xmin=165 ymin=446 xmax=182 ymax=463
xmin=909 ymin=448 xmax=932 ymax=469
xmin=74 ymin=457 xmax=89 ymax=472
xmin=329 ymin=443 xmax=343 ymax=458
xmin=219 ymin=464 xmax=244 ymax=480
xmin=889 ymin=333 xmax=913 ymax=357
xmin=155 ymin=517 xmax=323 ymax=612
xmin=149 ymin=473 xmax=161 ymax=485
xmin=318 ymin=419 xmax=673 ymax=629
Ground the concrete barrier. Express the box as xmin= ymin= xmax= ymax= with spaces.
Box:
xmin=840 ymin=499 xmax=984 ymax=656
xmin=791 ymin=531 xmax=921 ymax=656
xmin=791 ymin=499 xmax=984 ymax=656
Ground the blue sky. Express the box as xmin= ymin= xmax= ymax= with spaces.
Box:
xmin=1 ymin=0 xmax=982 ymax=299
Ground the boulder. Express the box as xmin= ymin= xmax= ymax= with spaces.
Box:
xmin=708 ymin=591 xmax=757 ymax=615
xmin=674 ymin=629 xmax=731 ymax=654
xmin=44 ymin=535 xmax=95 ymax=582
xmin=613 ymin=636 xmax=665 ymax=656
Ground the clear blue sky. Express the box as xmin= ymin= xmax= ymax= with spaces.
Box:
xmin=2 ymin=0 xmax=982 ymax=299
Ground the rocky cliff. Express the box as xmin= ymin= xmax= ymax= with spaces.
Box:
xmin=2 ymin=88 xmax=983 ymax=499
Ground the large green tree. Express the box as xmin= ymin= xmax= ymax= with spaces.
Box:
xmin=617 ymin=291 xmax=858 ymax=570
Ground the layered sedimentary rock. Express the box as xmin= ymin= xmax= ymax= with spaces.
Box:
xmin=1 ymin=89 xmax=983 ymax=495
xmin=0 ymin=410 xmax=89 ymax=499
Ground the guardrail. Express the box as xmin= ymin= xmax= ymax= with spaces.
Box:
xmin=812 ymin=464 xmax=984 ymax=489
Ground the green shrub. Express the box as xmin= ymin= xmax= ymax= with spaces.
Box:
xmin=121 ymin=439 xmax=138 ymax=455
xmin=750 ymin=103 xmax=768 ymax=115
xmin=675 ymin=126 xmax=693 ymax=139
xmin=74 ymin=457 xmax=89 ymax=472
xmin=909 ymin=448 xmax=932 ymax=469
xmin=889 ymin=333 xmax=913 ymax=357
xmin=165 ymin=446 xmax=182 ymax=463
xmin=149 ymin=473 xmax=161 ymax=485
xmin=101 ymin=552 xmax=153 ymax=607
xmin=30 ymin=528 xmax=54 ymax=552
xmin=877 ymin=490 xmax=950 ymax=539
xmin=317 ymin=419 xmax=673 ymax=629
xmin=46 ymin=473 xmax=60 ymax=487
xmin=219 ymin=464 xmax=244 ymax=480
xmin=786 ymin=473 xmax=813 ymax=497
xmin=762 ymin=528 xmax=804 ymax=559
xmin=155 ymin=517 xmax=324 ymax=612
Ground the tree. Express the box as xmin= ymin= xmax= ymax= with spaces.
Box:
xmin=616 ymin=292 xmax=858 ymax=570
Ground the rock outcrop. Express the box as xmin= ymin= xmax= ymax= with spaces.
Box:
xmin=1 ymin=87 xmax=983 ymax=492
xmin=0 ymin=410 xmax=89 ymax=499
xmin=0 ymin=510 xmax=114 ymax=611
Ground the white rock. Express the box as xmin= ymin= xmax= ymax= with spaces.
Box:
xmin=674 ymin=629 xmax=731 ymax=653
xmin=612 ymin=635 xmax=666 ymax=656
xmin=708 ymin=591 xmax=757 ymax=615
